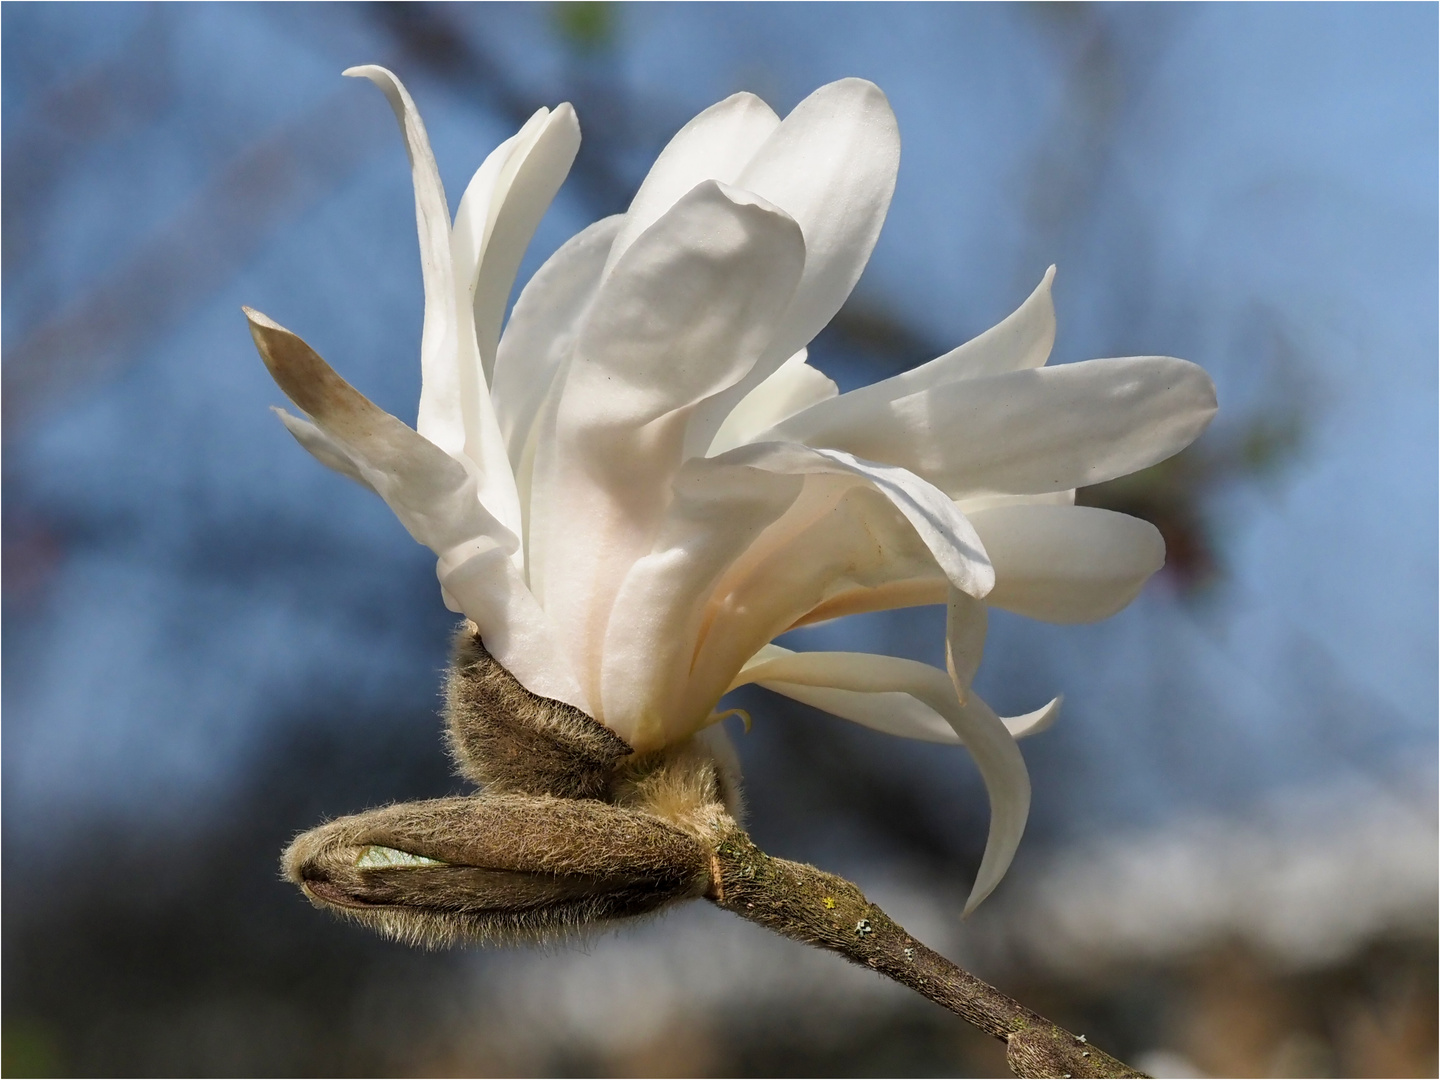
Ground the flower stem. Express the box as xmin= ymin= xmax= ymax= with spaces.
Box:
xmin=705 ymin=830 xmax=1147 ymax=1079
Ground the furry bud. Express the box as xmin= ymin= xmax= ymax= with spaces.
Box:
xmin=446 ymin=626 xmax=632 ymax=799
xmin=283 ymin=793 xmax=711 ymax=948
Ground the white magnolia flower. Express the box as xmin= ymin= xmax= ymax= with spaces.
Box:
xmin=248 ymin=67 xmax=1216 ymax=910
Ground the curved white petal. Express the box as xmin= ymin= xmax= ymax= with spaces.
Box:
xmin=343 ymin=66 xmax=464 ymax=458
xmin=250 ymin=308 xmax=581 ymax=709
xmin=971 ymin=504 xmax=1166 ymax=623
xmin=684 ymin=78 xmax=901 ymax=456
xmin=1002 ymin=696 xmax=1061 ymax=739
xmin=451 ymin=111 xmax=545 ymax=310
xmin=436 ymin=539 xmax=587 ymax=711
xmin=347 ymin=65 xmax=523 ymax=545
xmin=272 ymin=407 xmax=375 ymax=492
xmin=707 ymin=348 xmax=838 ymax=456
xmin=681 ymin=469 xmax=979 ymax=724
xmin=247 ymin=309 xmax=509 ymax=554
xmin=603 ymin=91 xmax=780 ymax=277
xmin=718 ymin=442 xmax=993 ymax=597
xmin=470 ymin=104 xmax=581 ymax=383
xmin=599 ymin=459 xmax=803 ymax=750
xmin=763 ymin=681 xmax=960 ymax=742
xmin=733 ymin=645 xmax=1060 ymax=743
xmin=946 ymin=587 xmax=988 ymax=692
xmin=731 ymin=648 xmax=1031 ymax=913
xmin=773 ymin=270 xmax=1056 ymax=452
xmin=492 ymin=214 xmax=623 ymax=474
xmin=770 ymin=355 xmax=1218 ymax=498
xmin=527 ymin=181 xmax=807 ymax=713
xmin=929 ymin=266 xmax=1057 ymax=379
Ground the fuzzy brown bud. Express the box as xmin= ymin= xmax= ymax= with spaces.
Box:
xmin=446 ymin=626 xmax=632 ymax=799
xmin=283 ymin=793 xmax=711 ymax=948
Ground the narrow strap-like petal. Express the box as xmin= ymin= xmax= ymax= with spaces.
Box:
xmin=732 ymin=645 xmax=1060 ymax=744
xmin=247 ymin=307 xmax=509 ymax=555
xmin=684 ymin=78 xmax=900 ymax=457
xmin=272 ymin=407 xmax=376 ymax=492
xmin=706 ymin=348 xmax=837 ymax=456
xmin=946 ymin=587 xmax=988 ymax=692
xmin=731 ymin=647 xmax=1032 ymax=913
xmin=603 ymin=91 xmax=779 ymax=278
xmin=769 ymin=355 xmax=1218 ymax=499
xmin=755 ymin=678 xmax=1060 ymax=743
xmin=971 ymin=504 xmax=1166 ymax=623
xmin=717 ymin=442 xmax=994 ymax=598
xmin=343 ymin=66 xmax=466 ymax=459
xmin=251 ymin=308 xmax=582 ymax=709
xmin=471 ymin=104 xmax=581 ymax=384
xmin=775 ymin=271 xmax=1056 ymax=449
xmin=451 ymin=114 xmax=540 ymax=305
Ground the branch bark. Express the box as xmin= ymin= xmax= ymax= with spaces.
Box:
xmin=706 ymin=830 xmax=1147 ymax=1080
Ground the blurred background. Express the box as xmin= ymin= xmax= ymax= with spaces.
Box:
xmin=3 ymin=3 xmax=1435 ymax=1077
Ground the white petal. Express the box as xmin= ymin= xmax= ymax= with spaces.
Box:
xmin=470 ymin=104 xmax=581 ymax=384
xmin=251 ymin=308 xmax=580 ymax=708
xmin=451 ymin=112 xmax=544 ymax=312
xmin=788 ymin=577 xmax=948 ymax=628
xmin=732 ymin=648 xmax=1031 ymax=913
xmin=491 ymin=215 xmax=622 ymax=474
xmin=772 ymin=270 xmax=1056 ymax=453
xmin=970 ymin=504 xmax=1166 ymax=623
xmin=946 ymin=587 xmax=987 ymax=692
xmin=437 ymin=538 xmax=587 ymax=712
xmin=681 ymin=472 xmax=975 ymax=721
xmin=574 ymin=183 xmax=805 ymax=423
xmin=706 ymin=348 xmax=838 ymax=456
xmin=733 ymin=646 xmax=1059 ymax=742
xmin=526 ymin=182 xmax=806 ymax=713
xmin=1002 ymin=697 xmax=1061 ymax=739
xmin=761 ymin=681 xmax=960 ymax=742
xmin=347 ymin=66 xmax=523 ymax=546
xmin=343 ymin=67 xmax=465 ymax=459
xmin=683 ymin=78 xmax=901 ymax=456
xmin=927 ymin=266 xmax=1057 ymax=379
xmin=770 ymin=355 xmax=1218 ymax=498
xmin=956 ymin=489 xmax=1075 ymax=514
xmin=719 ymin=442 xmax=994 ymax=597
xmin=247 ymin=308 xmax=510 ymax=555
xmin=603 ymin=91 xmax=780 ymax=277
xmin=598 ymin=459 xmax=803 ymax=750
xmin=272 ymin=407 xmax=375 ymax=492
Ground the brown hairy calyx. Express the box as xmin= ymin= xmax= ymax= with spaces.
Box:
xmin=281 ymin=624 xmax=1146 ymax=1078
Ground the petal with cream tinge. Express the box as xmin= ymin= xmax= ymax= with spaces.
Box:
xmin=603 ymin=91 xmax=780 ymax=277
xmin=684 ymin=78 xmax=902 ymax=457
xmin=528 ymin=181 xmax=806 ymax=715
xmin=770 ymin=354 xmax=1218 ymax=499
xmin=731 ymin=646 xmax=1036 ymax=913
xmin=971 ymin=504 xmax=1167 ymax=623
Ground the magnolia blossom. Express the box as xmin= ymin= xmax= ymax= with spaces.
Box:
xmin=248 ymin=67 xmax=1216 ymax=910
